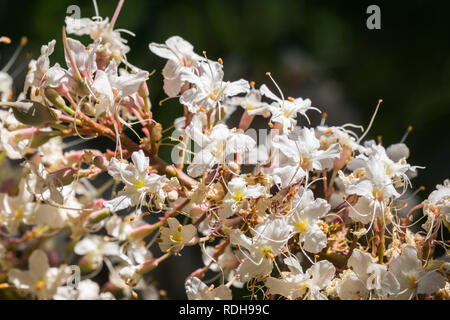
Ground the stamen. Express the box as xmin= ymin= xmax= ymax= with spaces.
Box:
xmin=400 ymin=125 xmax=413 ymax=143
xmin=357 ymin=99 xmax=383 ymax=144
xmin=320 ymin=112 xmax=328 ymax=126
xmin=2 ymin=36 xmax=27 ymax=72
xmin=217 ymin=58 xmax=223 ymax=65
xmin=265 ymin=72 xmax=285 ymax=103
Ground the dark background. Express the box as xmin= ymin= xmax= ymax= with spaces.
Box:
xmin=1 ymin=0 xmax=449 ymax=298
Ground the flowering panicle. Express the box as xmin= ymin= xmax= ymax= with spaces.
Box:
xmin=0 ymin=1 xmax=448 ymax=301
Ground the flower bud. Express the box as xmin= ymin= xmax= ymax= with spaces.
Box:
xmin=44 ymin=88 xmax=69 ymax=112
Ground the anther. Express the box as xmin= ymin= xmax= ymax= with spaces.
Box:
xmin=132 ymin=291 xmax=138 ymax=299
xmin=218 ymin=58 xmax=223 ymax=65
xmin=177 ymin=225 xmax=183 ymax=232
xmin=250 ymin=81 xmax=255 ymax=87
xmin=235 ymin=243 xmax=241 ymax=250
xmin=20 ymin=36 xmax=28 ymax=46
xmin=287 ymin=96 xmax=295 ymax=102
xmin=268 ymin=122 xmax=274 ymax=128
xmin=155 ymin=238 xmax=163 ymax=243
xmin=0 ymin=36 xmax=11 ymax=44
xmin=265 ymin=72 xmax=271 ymax=76
xmin=324 ymin=128 xmax=332 ymax=134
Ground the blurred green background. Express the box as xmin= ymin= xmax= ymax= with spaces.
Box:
xmin=1 ymin=0 xmax=449 ymax=298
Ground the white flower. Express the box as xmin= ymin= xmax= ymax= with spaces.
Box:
xmin=0 ymin=179 xmax=36 ymax=234
xmin=266 ymin=257 xmax=335 ymax=300
xmin=227 ymin=88 xmax=271 ymax=117
xmin=230 ymin=218 xmax=290 ymax=282
xmin=185 ymin=277 xmax=232 ymax=300
xmin=187 ymin=124 xmax=256 ymax=178
xmin=270 ymin=128 xmax=340 ymax=188
xmin=180 ymin=60 xmax=249 ymax=113
xmin=24 ymin=40 xmax=56 ymax=93
xmin=149 ymin=36 xmax=202 ymax=97
xmin=104 ymin=150 xmax=169 ymax=212
xmin=260 ymin=84 xmax=318 ymax=133
xmin=0 ymin=127 xmax=33 ymax=160
xmin=8 ymin=249 xmax=70 ymax=299
xmin=74 ymin=235 xmax=120 ymax=268
xmin=339 ymin=249 xmax=399 ymax=299
xmin=288 ymin=188 xmax=330 ymax=253
xmin=66 ymin=16 xmax=130 ymax=59
xmin=341 ymin=156 xmax=401 ymax=225
xmin=422 ymin=179 xmax=450 ymax=234
xmin=158 ymin=217 xmax=197 ymax=253
xmin=389 ymin=245 xmax=446 ymax=299
xmin=219 ymin=176 xmax=268 ymax=219
xmin=92 ymin=60 xmax=148 ymax=116
xmin=54 ymin=279 xmax=115 ymax=300
xmin=118 ymin=264 xmax=142 ymax=287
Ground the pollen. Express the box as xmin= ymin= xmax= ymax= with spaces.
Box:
xmin=268 ymin=122 xmax=274 ymax=128
xmin=287 ymin=96 xmax=295 ymax=102
xmin=199 ymin=107 xmax=206 ymax=113
xmin=265 ymin=72 xmax=271 ymax=76
xmin=407 ymin=125 xmax=413 ymax=132
xmin=235 ymin=243 xmax=241 ymax=250
xmin=378 ymin=99 xmax=383 ymax=103
xmin=324 ymin=128 xmax=333 ymax=134
xmin=322 ymin=112 xmax=328 ymax=119
xmin=218 ymin=58 xmax=223 ymax=65
xmin=132 ymin=291 xmax=138 ymax=299
xmin=250 ymin=81 xmax=255 ymax=86
xmin=0 ymin=283 xmax=9 ymax=289
xmin=177 ymin=225 xmax=183 ymax=232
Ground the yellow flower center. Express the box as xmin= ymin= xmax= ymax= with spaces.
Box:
xmin=295 ymin=218 xmax=308 ymax=234
xmin=232 ymin=190 xmax=244 ymax=201
xmin=407 ymin=274 xmax=418 ymax=289
xmin=35 ymin=280 xmax=46 ymax=291
xmin=170 ymin=233 xmax=183 ymax=243
xmin=260 ymin=245 xmax=274 ymax=260
xmin=134 ymin=180 xmax=145 ymax=189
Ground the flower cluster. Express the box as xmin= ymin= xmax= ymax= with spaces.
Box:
xmin=0 ymin=2 xmax=448 ymax=300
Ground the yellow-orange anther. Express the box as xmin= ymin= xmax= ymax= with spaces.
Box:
xmin=21 ymin=36 xmax=28 ymax=46
xmin=265 ymin=72 xmax=271 ymax=76
xmin=177 ymin=225 xmax=183 ymax=232
xmin=408 ymin=125 xmax=413 ymax=132
xmin=0 ymin=36 xmax=11 ymax=44
xmin=287 ymin=97 xmax=295 ymax=102
xmin=218 ymin=58 xmax=223 ymax=65
xmin=250 ymin=81 xmax=255 ymax=86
